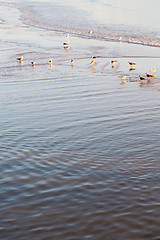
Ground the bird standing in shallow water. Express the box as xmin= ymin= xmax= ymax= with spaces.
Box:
xmin=17 ymin=56 xmax=23 ymax=61
xmin=64 ymin=45 xmax=70 ymax=50
xmin=128 ymin=61 xmax=136 ymax=66
xmin=31 ymin=60 xmax=35 ymax=66
xmin=111 ymin=60 xmax=117 ymax=64
xmin=139 ymin=75 xmax=145 ymax=80
xmin=146 ymin=73 xmax=153 ymax=77
xmin=71 ymin=59 xmax=74 ymax=66
xmin=118 ymin=37 xmax=122 ymax=42
xmin=129 ymin=68 xmax=135 ymax=71
xmin=90 ymin=59 xmax=96 ymax=65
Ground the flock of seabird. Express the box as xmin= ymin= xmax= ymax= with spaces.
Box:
xmin=16 ymin=34 xmax=158 ymax=85
xmin=16 ymin=34 xmax=70 ymax=67
xmin=17 ymin=56 xmax=52 ymax=67
xmin=111 ymin=60 xmax=158 ymax=85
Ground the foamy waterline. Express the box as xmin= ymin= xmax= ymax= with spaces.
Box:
xmin=21 ymin=18 xmax=160 ymax=48
xmin=3 ymin=0 xmax=159 ymax=49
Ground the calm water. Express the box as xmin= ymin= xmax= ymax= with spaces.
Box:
xmin=1 ymin=1 xmax=160 ymax=239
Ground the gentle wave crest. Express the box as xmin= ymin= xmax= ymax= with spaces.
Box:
xmin=15 ymin=0 xmax=160 ymax=48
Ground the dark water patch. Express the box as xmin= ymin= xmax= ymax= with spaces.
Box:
xmin=0 ymin=150 xmax=160 ymax=239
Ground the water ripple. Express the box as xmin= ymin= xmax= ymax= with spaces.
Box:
xmin=1 ymin=64 xmax=160 ymax=239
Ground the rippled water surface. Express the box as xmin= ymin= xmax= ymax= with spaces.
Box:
xmin=1 ymin=1 xmax=160 ymax=239
xmin=1 ymin=56 xmax=160 ymax=239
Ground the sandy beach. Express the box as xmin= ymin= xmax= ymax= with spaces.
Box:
xmin=1 ymin=2 xmax=160 ymax=240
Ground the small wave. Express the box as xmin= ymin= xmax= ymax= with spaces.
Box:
xmin=14 ymin=0 xmax=160 ymax=48
xmin=2 ymin=0 xmax=160 ymax=48
xmin=20 ymin=16 xmax=160 ymax=48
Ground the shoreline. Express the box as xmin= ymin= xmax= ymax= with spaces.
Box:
xmin=1 ymin=3 xmax=160 ymax=240
xmin=2 ymin=1 xmax=160 ymax=49
xmin=17 ymin=1 xmax=160 ymax=49
xmin=1 ymin=2 xmax=160 ymax=53
xmin=1 ymin=3 xmax=160 ymax=87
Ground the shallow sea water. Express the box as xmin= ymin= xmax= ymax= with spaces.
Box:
xmin=0 ymin=1 xmax=160 ymax=240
